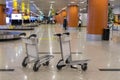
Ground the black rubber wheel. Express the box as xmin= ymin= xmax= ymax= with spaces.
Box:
xmin=43 ymin=61 xmax=49 ymax=66
xmin=65 ymin=58 xmax=70 ymax=63
xmin=56 ymin=59 xmax=64 ymax=70
xmin=22 ymin=57 xmax=28 ymax=67
xmin=81 ymin=63 xmax=87 ymax=71
xmin=57 ymin=65 xmax=63 ymax=70
xmin=33 ymin=61 xmax=41 ymax=72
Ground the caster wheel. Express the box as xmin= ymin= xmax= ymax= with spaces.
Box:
xmin=33 ymin=61 xmax=41 ymax=72
xmin=22 ymin=57 xmax=29 ymax=67
xmin=57 ymin=65 xmax=63 ymax=70
xmin=56 ymin=59 xmax=65 ymax=70
xmin=81 ymin=63 xmax=87 ymax=71
xmin=65 ymin=56 xmax=71 ymax=63
xmin=65 ymin=58 xmax=70 ymax=63
xmin=43 ymin=61 xmax=49 ymax=66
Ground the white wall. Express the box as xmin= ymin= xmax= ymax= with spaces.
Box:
xmin=113 ymin=7 xmax=120 ymax=14
xmin=80 ymin=13 xmax=88 ymax=26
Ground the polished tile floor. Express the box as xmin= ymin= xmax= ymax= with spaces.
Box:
xmin=0 ymin=24 xmax=120 ymax=80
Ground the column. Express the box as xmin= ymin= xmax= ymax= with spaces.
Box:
xmin=87 ymin=0 xmax=108 ymax=40
xmin=67 ymin=4 xmax=79 ymax=30
xmin=0 ymin=0 xmax=6 ymax=25
xmin=55 ymin=14 xmax=60 ymax=23
xmin=59 ymin=12 xmax=63 ymax=25
xmin=61 ymin=9 xmax=67 ymax=25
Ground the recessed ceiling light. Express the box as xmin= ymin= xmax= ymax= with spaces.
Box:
xmin=83 ymin=8 xmax=86 ymax=10
xmin=79 ymin=1 xmax=85 ymax=3
xmin=70 ymin=1 xmax=75 ymax=4
xmin=109 ymin=0 xmax=114 ymax=1
xmin=62 ymin=7 xmax=67 ymax=10
xmin=50 ymin=1 xmax=55 ymax=4
xmin=30 ymin=1 xmax=34 ymax=3
xmin=80 ymin=9 xmax=83 ymax=11
xmin=112 ymin=4 xmax=114 ymax=6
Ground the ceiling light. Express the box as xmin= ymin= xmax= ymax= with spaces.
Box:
xmin=79 ymin=1 xmax=85 ymax=3
xmin=112 ymin=4 xmax=114 ymax=6
xmin=70 ymin=1 xmax=75 ymax=4
xmin=62 ymin=7 xmax=67 ymax=10
xmin=30 ymin=1 xmax=34 ymax=3
xmin=80 ymin=9 xmax=83 ymax=11
xmin=50 ymin=1 xmax=55 ymax=4
xmin=83 ymin=8 xmax=86 ymax=10
xmin=109 ymin=0 xmax=114 ymax=1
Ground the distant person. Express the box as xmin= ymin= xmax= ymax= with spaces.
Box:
xmin=78 ymin=19 xmax=82 ymax=31
xmin=63 ymin=16 xmax=67 ymax=30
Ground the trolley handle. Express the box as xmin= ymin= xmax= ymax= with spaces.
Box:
xmin=28 ymin=34 xmax=37 ymax=39
xmin=19 ymin=33 xmax=26 ymax=38
xmin=19 ymin=33 xmax=26 ymax=36
xmin=54 ymin=32 xmax=70 ymax=37
xmin=63 ymin=32 xmax=70 ymax=36
xmin=54 ymin=33 xmax=62 ymax=37
xmin=20 ymin=33 xmax=37 ymax=39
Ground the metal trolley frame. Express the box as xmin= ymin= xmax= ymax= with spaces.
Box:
xmin=20 ymin=33 xmax=54 ymax=72
xmin=54 ymin=32 xmax=89 ymax=71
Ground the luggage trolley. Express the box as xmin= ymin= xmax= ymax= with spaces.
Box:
xmin=54 ymin=32 xmax=89 ymax=71
xmin=20 ymin=33 xmax=54 ymax=72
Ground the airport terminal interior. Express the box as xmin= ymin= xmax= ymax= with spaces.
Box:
xmin=0 ymin=0 xmax=120 ymax=80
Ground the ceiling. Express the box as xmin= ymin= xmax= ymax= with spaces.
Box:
xmin=6 ymin=0 xmax=120 ymax=15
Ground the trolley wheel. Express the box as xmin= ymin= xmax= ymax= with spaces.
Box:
xmin=81 ymin=63 xmax=87 ymax=71
xmin=33 ymin=61 xmax=41 ymax=72
xmin=56 ymin=59 xmax=65 ymax=70
xmin=22 ymin=57 xmax=29 ymax=67
xmin=43 ymin=61 xmax=49 ymax=66
xmin=65 ymin=57 xmax=70 ymax=63
xmin=57 ymin=65 xmax=63 ymax=70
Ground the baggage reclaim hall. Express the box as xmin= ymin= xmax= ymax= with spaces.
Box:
xmin=0 ymin=0 xmax=120 ymax=80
